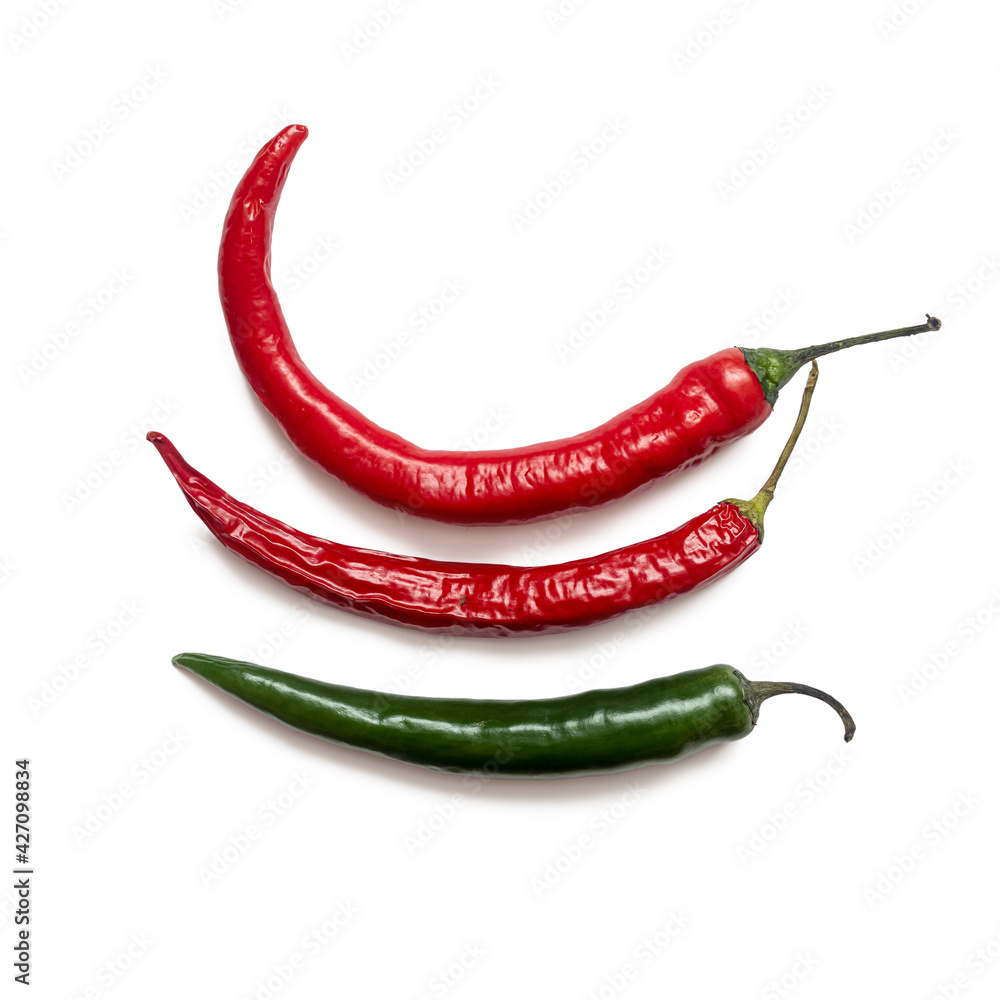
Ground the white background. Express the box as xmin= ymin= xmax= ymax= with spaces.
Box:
xmin=4 ymin=1 xmax=999 ymax=997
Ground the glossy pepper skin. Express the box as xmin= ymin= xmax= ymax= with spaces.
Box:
xmin=173 ymin=656 xmax=853 ymax=778
xmin=149 ymin=432 xmax=758 ymax=636
xmin=148 ymin=365 xmax=818 ymax=637
xmin=219 ymin=125 xmax=939 ymax=526
xmin=219 ymin=125 xmax=768 ymax=525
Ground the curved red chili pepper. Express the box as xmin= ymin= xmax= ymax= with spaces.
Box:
xmin=148 ymin=366 xmax=818 ymax=637
xmin=219 ymin=125 xmax=936 ymax=525
xmin=150 ymin=432 xmax=758 ymax=636
xmin=219 ymin=127 xmax=768 ymax=525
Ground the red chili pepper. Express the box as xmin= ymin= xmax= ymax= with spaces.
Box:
xmin=219 ymin=124 xmax=939 ymax=526
xmin=148 ymin=365 xmax=818 ymax=637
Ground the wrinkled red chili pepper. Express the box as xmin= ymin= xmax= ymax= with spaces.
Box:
xmin=219 ymin=124 xmax=939 ymax=526
xmin=148 ymin=366 xmax=818 ymax=637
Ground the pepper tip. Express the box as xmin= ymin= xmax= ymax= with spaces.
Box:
xmin=172 ymin=653 xmax=203 ymax=674
xmin=281 ymin=124 xmax=309 ymax=143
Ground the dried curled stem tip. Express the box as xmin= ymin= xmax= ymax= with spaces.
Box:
xmin=739 ymin=673 xmax=856 ymax=743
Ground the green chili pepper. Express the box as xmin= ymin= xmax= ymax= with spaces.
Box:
xmin=173 ymin=654 xmax=854 ymax=779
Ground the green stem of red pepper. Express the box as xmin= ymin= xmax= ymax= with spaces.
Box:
xmin=743 ymin=314 xmax=941 ymax=405
xmin=727 ymin=361 xmax=817 ymax=537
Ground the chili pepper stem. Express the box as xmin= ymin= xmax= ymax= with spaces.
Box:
xmin=736 ymin=671 xmax=856 ymax=742
xmin=725 ymin=361 xmax=818 ymax=538
xmin=743 ymin=314 xmax=941 ymax=405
